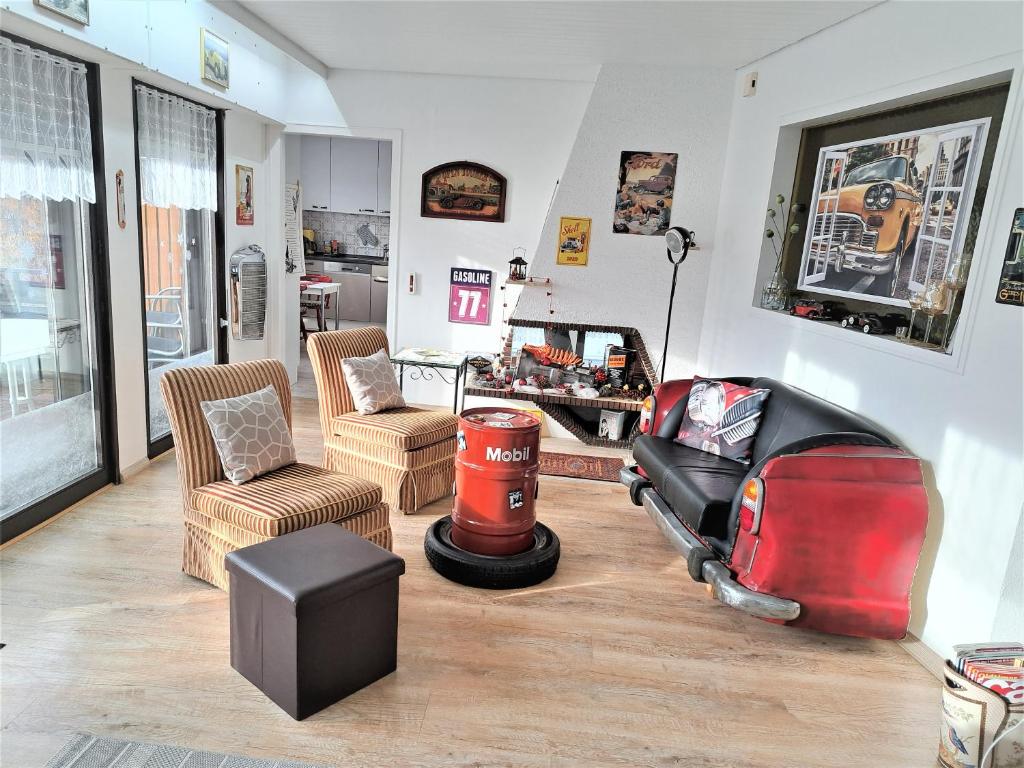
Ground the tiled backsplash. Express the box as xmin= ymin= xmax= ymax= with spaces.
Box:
xmin=303 ymin=210 xmax=390 ymax=258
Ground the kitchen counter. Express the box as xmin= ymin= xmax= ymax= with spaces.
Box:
xmin=312 ymin=251 xmax=388 ymax=267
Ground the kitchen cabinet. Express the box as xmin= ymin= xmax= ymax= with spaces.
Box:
xmin=330 ymin=137 xmax=379 ymax=215
xmin=335 ymin=262 xmax=372 ymax=322
xmin=370 ymin=265 xmax=388 ymax=323
xmin=299 ymin=136 xmax=331 ymax=211
xmin=376 ymin=141 xmax=392 ymax=215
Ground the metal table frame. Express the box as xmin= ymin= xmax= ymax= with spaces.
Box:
xmin=390 ymin=350 xmax=468 ymax=413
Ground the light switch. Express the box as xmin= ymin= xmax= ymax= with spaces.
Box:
xmin=742 ymin=71 xmax=758 ymax=97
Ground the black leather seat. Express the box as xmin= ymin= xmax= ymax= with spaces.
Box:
xmin=633 ymin=435 xmax=748 ymax=539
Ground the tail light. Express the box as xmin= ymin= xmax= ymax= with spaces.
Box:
xmin=639 ymin=395 xmax=655 ymax=434
xmin=739 ymin=478 xmax=764 ymax=535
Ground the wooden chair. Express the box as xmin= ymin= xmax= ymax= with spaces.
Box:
xmin=159 ymin=359 xmax=392 ymax=589
xmin=306 ymin=327 xmax=458 ymax=514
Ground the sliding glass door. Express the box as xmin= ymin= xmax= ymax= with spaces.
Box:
xmin=0 ymin=35 xmax=116 ymax=541
xmin=133 ymin=83 xmax=224 ymax=454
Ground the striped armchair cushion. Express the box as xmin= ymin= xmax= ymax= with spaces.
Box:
xmin=190 ymin=463 xmax=382 ymax=537
xmin=332 ymin=407 xmax=458 ymax=450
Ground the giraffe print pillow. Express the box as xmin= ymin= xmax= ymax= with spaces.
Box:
xmin=341 ymin=349 xmax=406 ymax=415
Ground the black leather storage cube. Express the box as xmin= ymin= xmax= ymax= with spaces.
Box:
xmin=225 ymin=523 xmax=405 ymax=720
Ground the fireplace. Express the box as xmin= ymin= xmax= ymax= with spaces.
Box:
xmin=464 ymin=319 xmax=657 ymax=448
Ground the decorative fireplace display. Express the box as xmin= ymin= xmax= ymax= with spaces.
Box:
xmin=463 ymin=319 xmax=656 ymax=448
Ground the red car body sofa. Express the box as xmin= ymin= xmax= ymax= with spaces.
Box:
xmin=621 ymin=377 xmax=929 ymax=639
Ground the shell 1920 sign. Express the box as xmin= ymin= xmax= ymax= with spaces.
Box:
xmin=422 ymin=162 xmax=507 ymax=223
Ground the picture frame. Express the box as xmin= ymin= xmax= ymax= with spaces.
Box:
xmin=797 ymin=118 xmax=989 ymax=307
xmin=200 ymin=28 xmax=230 ymax=89
xmin=34 ymin=0 xmax=89 ymax=25
xmin=613 ymin=151 xmax=677 ymax=236
xmin=995 ymin=207 xmax=1024 ymax=306
xmin=557 ymin=217 xmax=591 ymax=266
xmin=235 ymin=164 xmax=254 ymax=226
xmin=421 ymin=162 xmax=506 ymax=222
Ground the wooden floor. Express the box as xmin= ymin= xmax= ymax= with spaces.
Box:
xmin=0 ymin=397 xmax=939 ymax=767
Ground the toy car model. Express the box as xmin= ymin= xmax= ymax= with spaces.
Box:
xmin=439 ymin=194 xmax=487 ymax=210
xmin=789 ymin=299 xmax=841 ymax=320
xmin=633 ymin=174 xmax=674 ymax=195
xmin=840 ymin=312 xmax=905 ymax=334
xmin=621 ymin=376 xmax=928 ymax=639
xmin=810 ymin=155 xmax=923 ymax=296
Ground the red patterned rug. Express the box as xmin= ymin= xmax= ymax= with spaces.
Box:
xmin=538 ymin=452 xmax=624 ymax=482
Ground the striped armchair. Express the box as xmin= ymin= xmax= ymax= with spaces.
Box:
xmin=159 ymin=359 xmax=392 ymax=590
xmin=307 ymin=327 xmax=458 ymax=514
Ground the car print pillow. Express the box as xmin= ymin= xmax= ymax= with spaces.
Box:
xmin=675 ymin=377 xmax=770 ymax=464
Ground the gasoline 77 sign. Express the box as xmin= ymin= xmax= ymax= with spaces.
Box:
xmin=448 ymin=267 xmax=492 ymax=325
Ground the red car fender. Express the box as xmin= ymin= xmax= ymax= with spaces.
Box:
xmin=644 ymin=379 xmax=694 ymax=435
xmin=729 ymin=445 xmax=929 ymax=639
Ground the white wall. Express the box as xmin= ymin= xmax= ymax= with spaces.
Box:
xmin=517 ymin=65 xmax=733 ymax=380
xmin=699 ymin=1 xmax=1024 ymax=656
xmin=285 ymin=70 xmax=593 ymax=404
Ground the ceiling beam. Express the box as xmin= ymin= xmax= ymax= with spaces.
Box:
xmin=211 ymin=0 xmax=329 ymax=79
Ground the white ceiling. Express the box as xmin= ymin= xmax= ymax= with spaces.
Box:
xmin=235 ymin=0 xmax=880 ymax=81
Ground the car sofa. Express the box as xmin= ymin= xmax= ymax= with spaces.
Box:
xmin=621 ymin=376 xmax=929 ymax=639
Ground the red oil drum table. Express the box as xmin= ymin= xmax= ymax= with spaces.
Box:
xmin=424 ymin=408 xmax=560 ymax=589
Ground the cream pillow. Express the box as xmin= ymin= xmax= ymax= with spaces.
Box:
xmin=200 ymin=385 xmax=297 ymax=484
xmin=341 ymin=349 xmax=406 ymax=415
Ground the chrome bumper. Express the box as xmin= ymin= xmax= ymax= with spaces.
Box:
xmin=833 ymin=244 xmax=895 ymax=275
xmin=620 ymin=465 xmax=801 ymax=622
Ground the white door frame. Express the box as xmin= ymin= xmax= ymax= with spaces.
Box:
xmin=802 ymin=150 xmax=847 ymax=287
xmin=282 ymin=123 xmax=403 ymax=352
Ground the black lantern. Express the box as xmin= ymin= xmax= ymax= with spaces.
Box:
xmin=508 ymin=251 xmax=528 ymax=281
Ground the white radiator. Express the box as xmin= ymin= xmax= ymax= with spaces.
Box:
xmin=230 ymin=245 xmax=267 ymax=341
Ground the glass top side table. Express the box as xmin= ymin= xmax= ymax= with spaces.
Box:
xmin=390 ymin=348 xmax=468 ymax=413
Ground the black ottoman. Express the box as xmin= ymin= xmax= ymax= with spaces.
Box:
xmin=224 ymin=523 xmax=405 ymax=720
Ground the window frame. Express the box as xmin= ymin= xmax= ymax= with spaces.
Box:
xmin=0 ymin=32 xmax=120 ymax=544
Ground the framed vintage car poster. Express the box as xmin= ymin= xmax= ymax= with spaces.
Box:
xmin=557 ymin=216 xmax=591 ymax=266
xmin=235 ymin=164 xmax=254 ymax=226
xmin=613 ymin=151 xmax=676 ymax=236
xmin=797 ymin=119 xmax=989 ymax=307
xmin=995 ymin=207 xmax=1024 ymax=306
xmin=448 ymin=268 xmax=492 ymax=325
xmin=422 ymin=162 xmax=506 ymax=222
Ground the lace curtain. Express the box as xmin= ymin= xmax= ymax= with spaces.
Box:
xmin=0 ymin=37 xmax=95 ymax=203
xmin=135 ymin=84 xmax=218 ymax=211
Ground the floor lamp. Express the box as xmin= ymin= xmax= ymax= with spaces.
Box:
xmin=661 ymin=226 xmax=695 ymax=383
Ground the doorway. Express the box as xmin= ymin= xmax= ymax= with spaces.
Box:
xmin=0 ymin=34 xmax=118 ymax=542
xmin=133 ymin=82 xmax=226 ymax=456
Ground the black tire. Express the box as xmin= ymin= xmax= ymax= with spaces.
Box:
xmin=472 ymin=199 xmax=484 ymax=210
xmin=887 ymin=227 xmax=907 ymax=297
xmin=424 ymin=515 xmax=560 ymax=589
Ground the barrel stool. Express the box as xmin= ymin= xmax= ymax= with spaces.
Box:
xmin=225 ymin=524 xmax=405 ymax=720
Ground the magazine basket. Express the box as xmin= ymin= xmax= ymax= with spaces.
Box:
xmin=939 ymin=661 xmax=1023 ymax=768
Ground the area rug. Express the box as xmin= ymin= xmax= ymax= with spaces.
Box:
xmin=46 ymin=733 xmax=330 ymax=768
xmin=538 ymin=451 xmax=624 ymax=482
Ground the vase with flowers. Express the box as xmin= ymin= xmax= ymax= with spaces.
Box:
xmin=760 ymin=194 xmax=807 ymax=311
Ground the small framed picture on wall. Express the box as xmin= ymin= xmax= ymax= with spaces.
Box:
xmin=235 ymin=165 xmax=254 ymax=226
xmin=200 ymin=28 xmax=230 ymax=88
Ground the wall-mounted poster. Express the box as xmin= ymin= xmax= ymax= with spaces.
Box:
xmin=996 ymin=207 xmax=1024 ymax=306
xmin=34 ymin=0 xmax=88 ymax=25
xmin=798 ymin=118 xmax=989 ymax=306
xmin=557 ymin=216 xmax=591 ymax=266
xmin=201 ymin=28 xmax=230 ymax=88
xmin=613 ymin=151 xmax=676 ymax=236
xmin=422 ymin=162 xmax=506 ymax=222
xmin=235 ymin=164 xmax=254 ymax=226
xmin=449 ymin=268 xmax=492 ymax=325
